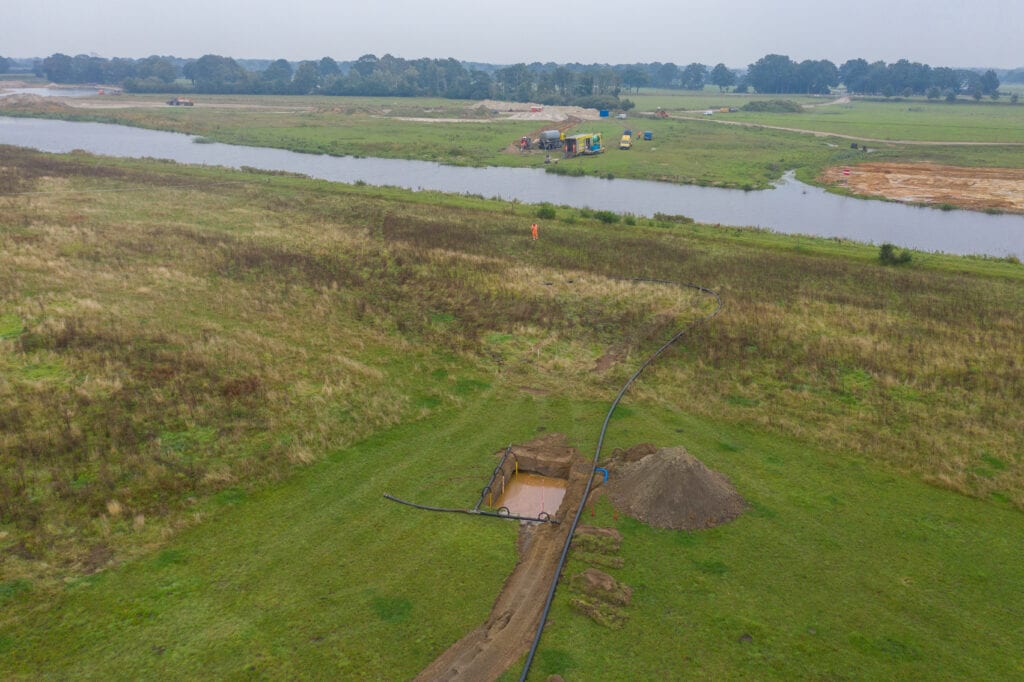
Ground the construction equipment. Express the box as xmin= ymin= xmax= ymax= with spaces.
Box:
xmin=619 ymin=133 xmax=632 ymax=150
xmin=537 ymin=130 xmax=563 ymax=150
xmin=167 ymin=97 xmax=194 ymax=106
xmin=563 ymin=133 xmax=603 ymax=157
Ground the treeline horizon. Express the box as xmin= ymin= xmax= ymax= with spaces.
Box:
xmin=4 ymin=52 xmax=1020 ymax=102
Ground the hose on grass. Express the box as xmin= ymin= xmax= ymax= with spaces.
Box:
xmin=519 ymin=278 xmax=722 ymax=681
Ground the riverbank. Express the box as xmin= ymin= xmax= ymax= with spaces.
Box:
xmin=4 ymin=91 xmax=1024 ymax=214
xmin=2 ymin=117 xmax=1023 ymax=259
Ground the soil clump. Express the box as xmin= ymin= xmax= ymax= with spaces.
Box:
xmin=604 ymin=446 xmax=745 ymax=530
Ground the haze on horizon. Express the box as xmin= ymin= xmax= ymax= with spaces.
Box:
xmin=4 ymin=0 xmax=1022 ymax=69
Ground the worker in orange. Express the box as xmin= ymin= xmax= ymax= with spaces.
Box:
xmin=531 ymin=223 xmax=538 ymax=240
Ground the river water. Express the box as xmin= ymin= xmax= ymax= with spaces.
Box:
xmin=0 ymin=116 xmax=1021 ymax=258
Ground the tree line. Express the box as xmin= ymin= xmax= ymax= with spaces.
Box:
xmin=24 ymin=52 xmax=1008 ymax=102
xmin=746 ymin=54 xmax=1002 ymax=99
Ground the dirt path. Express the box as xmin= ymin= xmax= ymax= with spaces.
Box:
xmin=414 ymin=452 xmax=591 ymax=681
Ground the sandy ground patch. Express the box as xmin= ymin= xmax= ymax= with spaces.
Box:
xmin=821 ymin=162 xmax=1024 ymax=213
xmin=474 ymin=99 xmax=602 ymax=122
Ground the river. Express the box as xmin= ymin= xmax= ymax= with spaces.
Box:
xmin=0 ymin=116 xmax=1020 ymax=258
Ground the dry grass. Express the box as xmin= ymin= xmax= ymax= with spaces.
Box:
xmin=1 ymin=146 xmax=1021 ymax=585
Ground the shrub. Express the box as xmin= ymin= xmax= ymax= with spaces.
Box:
xmin=536 ymin=203 xmax=556 ymax=220
xmin=593 ymin=210 xmax=620 ymax=224
xmin=741 ymin=99 xmax=803 ymax=113
xmin=652 ymin=212 xmax=694 ymax=224
xmin=879 ymin=243 xmax=912 ymax=265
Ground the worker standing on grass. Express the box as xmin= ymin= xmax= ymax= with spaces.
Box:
xmin=531 ymin=223 xmax=539 ymax=240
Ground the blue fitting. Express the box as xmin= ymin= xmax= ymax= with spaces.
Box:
xmin=594 ymin=467 xmax=609 ymax=484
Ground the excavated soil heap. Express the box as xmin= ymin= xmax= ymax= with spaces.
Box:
xmin=605 ymin=446 xmax=745 ymax=530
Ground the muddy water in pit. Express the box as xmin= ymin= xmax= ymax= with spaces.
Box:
xmin=2 ymin=116 xmax=1023 ymax=259
xmin=495 ymin=473 xmax=567 ymax=517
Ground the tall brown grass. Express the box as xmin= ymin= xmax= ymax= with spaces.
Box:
xmin=1 ymin=147 xmax=1021 ymax=583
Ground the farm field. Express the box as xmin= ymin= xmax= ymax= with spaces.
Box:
xmin=1 ymin=148 xmax=1023 ymax=679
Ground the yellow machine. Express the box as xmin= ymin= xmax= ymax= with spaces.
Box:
xmin=563 ymin=133 xmax=604 ymax=157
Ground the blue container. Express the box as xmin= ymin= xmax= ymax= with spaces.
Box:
xmin=643 ymin=131 xmax=653 ymax=140
xmin=599 ymin=109 xmax=609 ymax=117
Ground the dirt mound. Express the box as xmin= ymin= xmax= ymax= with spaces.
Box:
xmin=605 ymin=446 xmax=744 ymax=530
xmin=0 ymin=94 xmax=73 ymax=113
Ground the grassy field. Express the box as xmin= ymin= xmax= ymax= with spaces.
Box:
xmin=1 ymin=148 xmax=1022 ymax=679
xmin=688 ymin=98 xmax=1024 ymax=144
xmin=6 ymin=89 xmax=1024 ymax=195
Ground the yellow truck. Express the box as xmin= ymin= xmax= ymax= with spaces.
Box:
xmin=619 ymin=133 xmax=632 ymax=150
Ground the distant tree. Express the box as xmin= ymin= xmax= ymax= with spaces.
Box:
xmin=930 ymin=67 xmax=961 ymax=94
xmin=0 ymin=56 xmax=13 ymax=74
xmin=41 ymin=53 xmax=74 ymax=82
xmin=594 ymin=67 xmax=620 ymax=96
xmin=184 ymin=54 xmax=250 ymax=92
xmin=979 ymin=69 xmax=1000 ymax=96
xmin=1011 ymin=93 xmax=1020 ymax=104
xmin=621 ymin=66 xmax=649 ymax=94
xmin=747 ymin=54 xmax=797 ymax=93
xmin=137 ymin=56 xmax=176 ymax=83
xmin=259 ymin=59 xmax=293 ymax=93
xmin=797 ymin=59 xmax=838 ymax=94
xmin=291 ymin=61 xmax=319 ymax=94
xmin=839 ymin=58 xmax=870 ymax=93
xmin=926 ymin=86 xmax=941 ymax=99
xmin=710 ymin=63 xmax=736 ymax=91
xmin=352 ymin=54 xmax=379 ymax=78
xmin=680 ymin=62 xmax=707 ymax=90
xmin=654 ymin=62 xmax=679 ymax=88
xmin=494 ymin=63 xmax=531 ymax=99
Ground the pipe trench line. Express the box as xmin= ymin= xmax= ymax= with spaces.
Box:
xmin=383 ymin=493 xmax=560 ymax=525
xmin=519 ymin=278 xmax=722 ymax=681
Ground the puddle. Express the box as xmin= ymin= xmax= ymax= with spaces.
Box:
xmin=495 ymin=473 xmax=567 ymax=517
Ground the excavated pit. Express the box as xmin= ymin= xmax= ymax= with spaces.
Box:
xmin=495 ymin=473 xmax=567 ymax=518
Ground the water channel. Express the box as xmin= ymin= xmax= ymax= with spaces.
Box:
xmin=1 ymin=116 xmax=1021 ymax=258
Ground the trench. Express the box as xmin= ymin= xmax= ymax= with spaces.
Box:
xmin=494 ymin=473 xmax=567 ymax=519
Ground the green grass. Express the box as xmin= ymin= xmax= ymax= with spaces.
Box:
xmin=707 ymin=98 xmax=1024 ymax=144
xmin=0 ymin=147 xmax=1022 ymax=679
xmin=3 ymin=399 xmax=1022 ymax=679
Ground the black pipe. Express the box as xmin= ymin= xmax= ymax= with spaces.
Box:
xmin=519 ymin=280 xmax=722 ymax=681
xmin=383 ymin=493 xmax=559 ymax=525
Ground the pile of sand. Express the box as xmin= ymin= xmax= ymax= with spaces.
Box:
xmin=604 ymin=446 xmax=745 ymax=530
xmin=0 ymin=94 xmax=72 ymax=113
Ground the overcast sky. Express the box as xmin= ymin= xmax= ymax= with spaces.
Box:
xmin=4 ymin=0 xmax=1022 ymax=68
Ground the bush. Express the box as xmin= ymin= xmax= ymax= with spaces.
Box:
xmin=593 ymin=210 xmax=620 ymax=224
xmin=879 ymin=243 xmax=912 ymax=265
xmin=536 ymin=203 xmax=556 ymax=220
xmin=652 ymin=212 xmax=694 ymax=224
xmin=741 ymin=99 xmax=803 ymax=113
